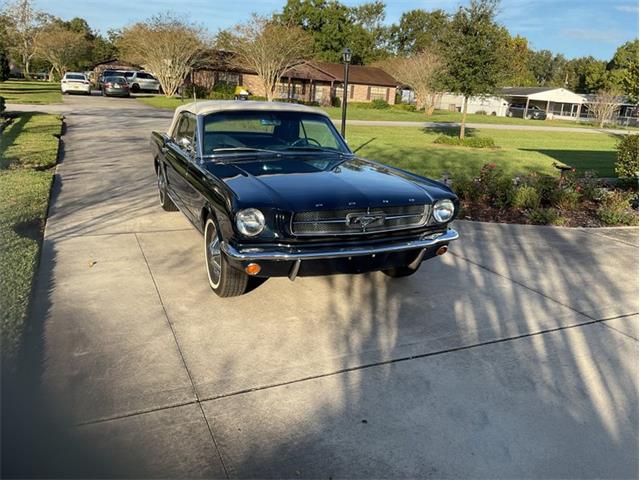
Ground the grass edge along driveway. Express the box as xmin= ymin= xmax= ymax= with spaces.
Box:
xmin=0 ymin=112 xmax=63 ymax=371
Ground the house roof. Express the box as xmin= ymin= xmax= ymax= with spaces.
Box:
xmin=500 ymin=87 xmax=586 ymax=104
xmin=312 ymin=62 xmax=399 ymax=86
xmin=500 ymin=87 xmax=556 ymax=96
xmin=194 ymin=50 xmax=399 ymax=87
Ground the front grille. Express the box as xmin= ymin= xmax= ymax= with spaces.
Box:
xmin=292 ymin=205 xmax=430 ymax=236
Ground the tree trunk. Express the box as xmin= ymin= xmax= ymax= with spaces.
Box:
xmin=459 ymin=96 xmax=469 ymax=139
xmin=23 ymin=56 xmax=32 ymax=80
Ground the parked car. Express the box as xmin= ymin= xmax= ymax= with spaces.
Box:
xmin=127 ymin=71 xmax=161 ymax=93
xmin=98 ymin=69 xmax=128 ymax=88
xmin=61 ymin=72 xmax=91 ymax=95
xmin=101 ymin=76 xmax=130 ymax=97
xmin=507 ymin=104 xmax=547 ymax=120
xmin=150 ymin=101 xmax=459 ymax=297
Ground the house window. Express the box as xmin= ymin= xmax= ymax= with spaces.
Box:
xmin=216 ymin=71 xmax=240 ymax=87
xmin=369 ymin=86 xmax=388 ymax=101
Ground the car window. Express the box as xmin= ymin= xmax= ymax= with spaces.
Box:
xmin=104 ymin=77 xmax=127 ymax=83
xmin=137 ymin=72 xmax=154 ymax=79
xmin=66 ymin=74 xmax=85 ymax=80
xmin=123 ymin=72 xmax=135 ymax=78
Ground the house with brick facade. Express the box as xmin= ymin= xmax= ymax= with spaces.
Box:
xmin=189 ymin=51 xmax=399 ymax=105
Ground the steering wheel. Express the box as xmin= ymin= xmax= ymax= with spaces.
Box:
xmin=291 ymin=137 xmax=322 ymax=147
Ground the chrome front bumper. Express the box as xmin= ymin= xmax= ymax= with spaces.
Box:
xmin=221 ymin=228 xmax=459 ymax=262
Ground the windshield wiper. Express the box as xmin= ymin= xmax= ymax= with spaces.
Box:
xmin=211 ymin=147 xmax=277 ymax=154
xmin=280 ymin=146 xmax=343 ymax=154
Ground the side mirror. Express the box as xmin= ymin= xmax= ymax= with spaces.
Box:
xmin=178 ymin=137 xmax=192 ymax=151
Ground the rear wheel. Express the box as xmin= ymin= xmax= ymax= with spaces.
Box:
xmin=157 ymin=164 xmax=178 ymax=211
xmin=525 ymin=114 xmax=532 ymax=120
xmin=382 ymin=266 xmax=419 ymax=278
xmin=204 ymin=217 xmax=248 ymax=297
xmin=131 ymin=83 xmax=140 ymax=93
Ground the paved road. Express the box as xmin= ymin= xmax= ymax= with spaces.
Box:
xmin=3 ymin=95 xmax=638 ymax=478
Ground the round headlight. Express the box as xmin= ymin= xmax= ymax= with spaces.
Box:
xmin=433 ymin=199 xmax=455 ymax=223
xmin=235 ymin=208 xmax=266 ymax=237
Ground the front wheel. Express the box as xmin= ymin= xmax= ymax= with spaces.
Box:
xmin=382 ymin=266 xmax=419 ymax=278
xmin=204 ymin=217 xmax=248 ymax=297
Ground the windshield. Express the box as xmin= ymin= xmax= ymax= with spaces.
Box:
xmin=202 ymin=110 xmax=349 ymax=155
xmin=104 ymin=76 xmax=126 ymax=83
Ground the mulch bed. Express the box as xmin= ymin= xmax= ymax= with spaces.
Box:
xmin=458 ymin=200 xmax=636 ymax=228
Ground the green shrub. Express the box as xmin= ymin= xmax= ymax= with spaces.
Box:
xmin=212 ymin=82 xmax=236 ymax=95
xmin=250 ymin=95 xmax=268 ymax=101
xmin=392 ymin=103 xmax=416 ymax=112
xmin=433 ymin=135 xmax=496 ymax=149
xmin=208 ymin=91 xmax=234 ymax=100
xmin=477 ymin=163 xmax=512 ymax=207
xmin=452 ymin=176 xmax=481 ymax=202
xmin=597 ymin=190 xmax=638 ymax=225
xmin=554 ymin=189 xmax=581 ymax=211
xmin=526 ymin=208 xmax=563 ymax=225
xmin=526 ymin=174 xmax=559 ymax=206
xmin=331 ymin=96 xmax=341 ymax=108
xmin=475 ymin=110 xmax=487 ymax=115
xmin=371 ymin=99 xmax=390 ymax=109
xmin=577 ymin=171 xmax=601 ymax=201
xmin=510 ymin=186 xmax=540 ymax=210
xmin=615 ymin=134 xmax=638 ymax=183
xmin=182 ymin=83 xmax=209 ymax=99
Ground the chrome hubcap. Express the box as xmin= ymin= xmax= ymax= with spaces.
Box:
xmin=206 ymin=222 xmax=221 ymax=285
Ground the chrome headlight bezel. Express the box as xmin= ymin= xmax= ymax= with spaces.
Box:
xmin=432 ymin=199 xmax=455 ymax=223
xmin=235 ymin=208 xmax=266 ymax=237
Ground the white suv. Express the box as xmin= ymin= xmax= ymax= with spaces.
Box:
xmin=61 ymin=72 xmax=91 ymax=95
xmin=127 ymin=71 xmax=161 ymax=93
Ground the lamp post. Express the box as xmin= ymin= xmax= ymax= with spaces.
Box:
xmin=340 ymin=47 xmax=351 ymax=138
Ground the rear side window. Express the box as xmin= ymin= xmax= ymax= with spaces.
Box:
xmin=137 ymin=72 xmax=154 ymax=79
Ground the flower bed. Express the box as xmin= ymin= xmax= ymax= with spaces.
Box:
xmin=452 ymin=164 xmax=638 ymax=227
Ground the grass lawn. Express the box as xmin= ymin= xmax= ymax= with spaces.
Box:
xmin=0 ymin=79 xmax=62 ymax=104
xmin=137 ymin=95 xmax=635 ymax=131
xmin=346 ymin=126 xmax=620 ymax=178
xmin=0 ymin=112 xmax=62 ymax=370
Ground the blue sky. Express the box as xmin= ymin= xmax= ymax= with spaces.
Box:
xmin=35 ymin=0 xmax=639 ymax=60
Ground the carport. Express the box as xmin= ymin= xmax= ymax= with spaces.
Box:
xmin=501 ymin=87 xmax=586 ymax=120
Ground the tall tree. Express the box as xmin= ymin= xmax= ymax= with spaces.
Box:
xmin=218 ymin=14 xmax=311 ymax=101
xmin=277 ymin=0 xmax=388 ymax=64
xmin=606 ymin=39 xmax=638 ymax=103
xmin=504 ymin=35 xmax=536 ymax=86
xmin=377 ymin=50 xmax=443 ymax=114
xmin=388 ymin=9 xmax=449 ymax=55
xmin=442 ymin=0 xmax=509 ymax=138
xmin=35 ymin=24 xmax=89 ymax=78
xmin=117 ymin=13 xmax=204 ymax=96
xmin=2 ymin=0 xmax=50 ymax=78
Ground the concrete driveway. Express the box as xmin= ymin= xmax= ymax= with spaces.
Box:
xmin=4 ymin=94 xmax=638 ymax=478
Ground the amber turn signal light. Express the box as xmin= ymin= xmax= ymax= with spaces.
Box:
xmin=436 ymin=246 xmax=448 ymax=256
xmin=245 ymin=263 xmax=261 ymax=275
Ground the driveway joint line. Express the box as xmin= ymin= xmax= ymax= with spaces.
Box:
xmin=50 ymin=228 xmax=193 ymax=240
xmin=583 ymin=229 xmax=639 ymax=248
xmin=133 ymin=233 xmax=231 ymax=479
xmin=450 ymin=250 xmax=597 ymax=321
xmin=73 ymin=314 xmax=621 ymax=427
xmin=600 ymin=321 xmax=639 ymax=341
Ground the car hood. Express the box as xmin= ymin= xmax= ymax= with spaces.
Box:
xmin=204 ymin=154 xmax=454 ymax=212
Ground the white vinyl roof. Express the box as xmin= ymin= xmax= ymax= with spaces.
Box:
xmin=174 ymin=100 xmax=328 ymax=117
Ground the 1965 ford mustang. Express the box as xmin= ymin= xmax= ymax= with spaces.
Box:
xmin=151 ymin=101 xmax=459 ymax=297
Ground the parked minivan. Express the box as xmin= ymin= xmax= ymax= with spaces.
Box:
xmin=127 ymin=71 xmax=161 ymax=93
